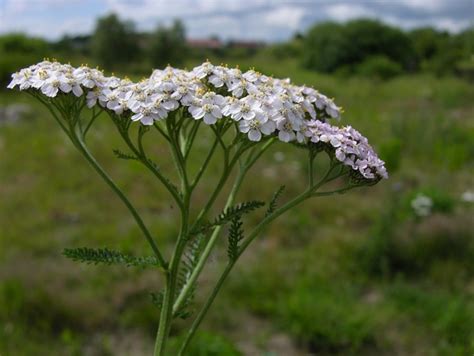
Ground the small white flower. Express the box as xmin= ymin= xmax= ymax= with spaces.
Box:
xmin=230 ymin=100 xmax=260 ymax=121
xmin=109 ymin=98 xmax=128 ymax=115
xmin=86 ymin=87 xmax=101 ymax=108
xmin=7 ymin=69 xmax=32 ymax=90
xmin=276 ymin=118 xmax=297 ymax=142
xmin=190 ymin=103 xmax=222 ymax=125
xmin=411 ymin=194 xmax=433 ymax=217
xmin=325 ymin=99 xmax=340 ymax=119
xmin=40 ymin=76 xmax=61 ymax=97
xmin=239 ymin=112 xmax=275 ymax=142
xmin=193 ymin=62 xmax=214 ymax=79
xmin=208 ymin=67 xmax=229 ymax=88
xmin=461 ymin=190 xmax=474 ymax=203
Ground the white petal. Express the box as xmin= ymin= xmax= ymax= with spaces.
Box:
xmin=193 ymin=108 xmax=205 ymax=120
xmin=131 ymin=113 xmax=142 ymax=122
xmin=239 ymin=120 xmax=250 ymax=133
xmin=260 ymin=121 xmax=275 ymax=135
xmin=243 ymin=111 xmax=255 ymax=120
xmin=211 ymin=107 xmax=222 ymax=118
xmin=72 ymin=85 xmax=83 ymax=97
xmin=248 ymin=129 xmax=262 ymax=142
xmin=141 ymin=116 xmax=154 ymax=125
xmin=203 ymin=113 xmax=217 ymax=125
xmin=60 ymin=82 xmax=72 ymax=93
xmin=278 ymin=131 xmax=291 ymax=142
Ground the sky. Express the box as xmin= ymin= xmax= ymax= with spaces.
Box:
xmin=0 ymin=0 xmax=472 ymax=42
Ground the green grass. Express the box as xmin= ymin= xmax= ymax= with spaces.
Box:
xmin=1 ymin=56 xmax=473 ymax=355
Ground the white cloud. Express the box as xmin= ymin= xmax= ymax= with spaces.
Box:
xmin=325 ymin=4 xmax=376 ymax=22
xmin=0 ymin=0 xmax=471 ymax=40
xmin=398 ymin=0 xmax=447 ymax=12
xmin=263 ymin=5 xmax=305 ymax=30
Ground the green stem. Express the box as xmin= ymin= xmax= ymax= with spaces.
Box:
xmin=83 ymin=107 xmax=101 ymax=137
xmin=110 ymin=117 xmax=184 ymax=212
xmin=190 ymin=136 xmax=219 ymax=190
xmin=154 ymin=234 xmax=187 ymax=355
xmin=184 ymin=120 xmax=201 ymax=160
xmin=172 ymin=164 xmax=245 ymax=315
xmin=179 ymin=188 xmax=313 ymax=353
xmin=178 ymin=261 xmax=234 ymax=355
xmin=172 ymin=138 xmax=275 ymax=315
xmin=153 ymin=122 xmax=171 ymax=142
xmin=154 ymin=118 xmax=192 ymax=355
xmin=70 ymin=127 xmax=167 ymax=268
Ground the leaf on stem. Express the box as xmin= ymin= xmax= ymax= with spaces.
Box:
xmin=150 ymin=291 xmax=164 ymax=309
xmin=63 ymin=247 xmax=160 ymax=268
xmin=174 ymin=233 xmax=206 ymax=319
xmin=212 ymin=201 xmax=265 ymax=228
xmin=191 ymin=201 xmax=265 ymax=235
xmin=265 ymin=185 xmax=286 ymax=217
xmin=227 ymin=215 xmax=244 ymax=261
xmin=113 ymin=149 xmax=138 ymax=161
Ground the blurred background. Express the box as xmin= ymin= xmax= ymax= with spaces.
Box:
xmin=0 ymin=0 xmax=473 ymax=355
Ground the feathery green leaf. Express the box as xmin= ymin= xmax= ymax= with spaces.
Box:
xmin=174 ymin=233 xmax=206 ymax=319
xmin=227 ymin=215 xmax=244 ymax=261
xmin=266 ymin=185 xmax=286 ymax=217
xmin=113 ymin=149 xmax=138 ymax=161
xmin=192 ymin=200 xmax=265 ymax=235
xmin=63 ymin=247 xmax=160 ymax=268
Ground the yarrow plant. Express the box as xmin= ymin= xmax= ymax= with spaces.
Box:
xmin=8 ymin=60 xmax=387 ymax=355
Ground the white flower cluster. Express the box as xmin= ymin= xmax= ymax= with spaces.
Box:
xmin=411 ymin=194 xmax=433 ymax=217
xmin=7 ymin=60 xmax=387 ymax=180
xmin=461 ymin=190 xmax=474 ymax=203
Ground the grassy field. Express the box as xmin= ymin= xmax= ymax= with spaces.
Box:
xmin=0 ymin=56 xmax=473 ymax=355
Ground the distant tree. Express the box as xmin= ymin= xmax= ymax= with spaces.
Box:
xmin=303 ymin=19 xmax=416 ymax=73
xmin=149 ymin=19 xmax=187 ymax=68
xmin=410 ymin=27 xmax=473 ymax=75
xmin=90 ymin=13 xmax=139 ymax=69
xmin=0 ymin=33 xmax=49 ymax=55
xmin=409 ymin=28 xmax=449 ymax=61
xmin=0 ymin=33 xmax=50 ymax=87
xmin=356 ymin=55 xmax=403 ymax=80
xmin=344 ymin=19 xmax=416 ymax=70
xmin=302 ymin=22 xmax=347 ymax=72
xmin=54 ymin=34 xmax=74 ymax=53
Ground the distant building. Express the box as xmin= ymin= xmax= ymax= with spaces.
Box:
xmin=187 ymin=38 xmax=223 ymax=49
xmin=227 ymin=40 xmax=265 ymax=49
xmin=186 ymin=38 xmax=266 ymax=50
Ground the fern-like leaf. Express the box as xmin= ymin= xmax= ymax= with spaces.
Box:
xmin=174 ymin=233 xmax=206 ymax=319
xmin=192 ymin=200 xmax=264 ymax=235
xmin=63 ymin=247 xmax=159 ymax=268
xmin=227 ymin=215 xmax=244 ymax=261
xmin=265 ymin=185 xmax=285 ymax=217
xmin=113 ymin=149 xmax=138 ymax=161
xmin=150 ymin=291 xmax=164 ymax=309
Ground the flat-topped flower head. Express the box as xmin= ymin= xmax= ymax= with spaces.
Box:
xmin=7 ymin=60 xmax=387 ymax=181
